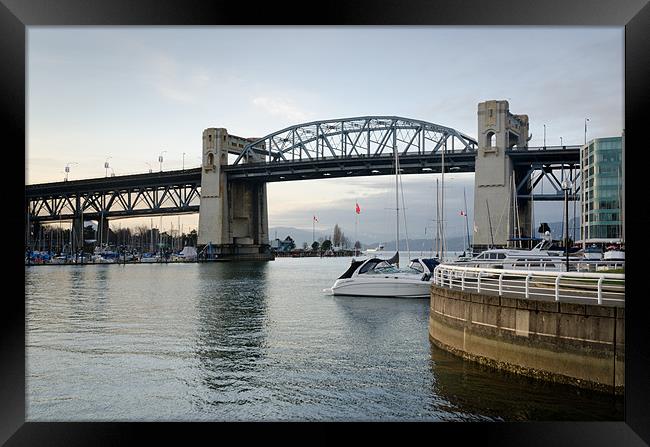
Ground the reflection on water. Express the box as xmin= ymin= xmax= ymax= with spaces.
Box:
xmin=428 ymin=343 xmax=623 ymax=421
xmin=26 ymin=258 xmax=622 ymax=421
xmin=192 ymin=263 xmax=271 ymax=412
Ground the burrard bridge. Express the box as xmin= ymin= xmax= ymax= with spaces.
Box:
xmin=25 ymin=101 xmax=580 ymax=259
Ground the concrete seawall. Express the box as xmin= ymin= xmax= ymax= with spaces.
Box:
xmin=428 ymin=285 xmax=624 ymax=394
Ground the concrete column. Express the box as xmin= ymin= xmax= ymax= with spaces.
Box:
xmin=71 ymin=214 xmax=84 ymax=252
xmin=198 ymin=127 xmax=228 ymax=247
xmin=473 ymin=100 xmax=529 ymax=250
xmin=97 ymin=215 xmax=110 ymax=247
xmin=198 ymin=127 xmax=271 ymax=259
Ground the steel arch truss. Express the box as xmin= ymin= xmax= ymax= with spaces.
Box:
xmin=233 ymin=116 xmax=478 ymax=165
xmin=27 ymin=183 xmax=201 ymax=222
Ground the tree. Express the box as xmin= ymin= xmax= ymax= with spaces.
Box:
xmin=354 ymin=240 xmax=361 ymax=250
xmin=321 ymin=239 xmax=332 ymax=251
xmin=188 ymin=229 xmax=198 ymax=247
xmin=302 ymin=242 xmax=308 ymax=250
xmin=333 ymin=224 xmax=342 ymax=247
xmin=341 ymin=235 xmax=350 ymax=249
xmin=311 ymin=241 xmax=320 ymax=251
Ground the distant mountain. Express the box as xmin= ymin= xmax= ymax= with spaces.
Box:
xmin=271 ymin=217 xmax=580 ymax=250
xmin=366 ymin=236 xmax=469 ymax=253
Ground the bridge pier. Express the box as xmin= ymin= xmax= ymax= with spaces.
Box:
xmin=71 ymin=213 xmax=84 ymax=253
xmin=198 ymin=128 xmax=272 ymax=260
xmin=473 ymin=100 xmax=530 ymax=250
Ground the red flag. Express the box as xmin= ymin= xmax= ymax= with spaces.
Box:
xmin=355 ymin=202 xmax=361 ymax=214
xmin=459 ymin=210 xmax=466 ymax=216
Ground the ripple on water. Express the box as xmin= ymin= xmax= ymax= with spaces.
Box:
xmin=26 ymin=259 xmax=623 ymax=421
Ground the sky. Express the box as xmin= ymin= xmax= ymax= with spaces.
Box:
xmin=26 ymin=26 xmax=624 ymax=243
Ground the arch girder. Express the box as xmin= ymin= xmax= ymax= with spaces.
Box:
xmin=233 ymin=116 xmax=477 ymax=165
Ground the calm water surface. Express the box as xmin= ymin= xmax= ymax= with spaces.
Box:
xmin=26 ymin=257 xmax=623 ymax=421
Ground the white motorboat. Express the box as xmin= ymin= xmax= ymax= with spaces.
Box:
xmin=362 ymin=244 xmax=385 ymax=256
xmin=328 ymin=139 xmax=439 ymax=297
xmin=603 ymin=245 xmax=624 ymax=261
xmin=582 ymin=244 xmax=603 ymax=260
xmin=139 ymin=253 xmax=161 ymax=263
xmin=328 ymin=254 xmax=439 ymax=298
xmin=452 ymin=234 xmax=572 ymax=271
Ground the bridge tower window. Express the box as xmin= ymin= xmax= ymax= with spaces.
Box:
xmin=207 ymin=152 xmax=214 ymax=166
xmin=486 ymin=131 xmax=496 ymax=147
xmin=208 ymin=134 xmax=212 ymax=142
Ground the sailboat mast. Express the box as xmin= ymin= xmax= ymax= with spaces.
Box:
xmin=435 ymin=178 xmax=440 ymax=258
xmin=394 ymin=141 xmax=400 ymax=266
xmin=440 ymin=140 xmax=442 ymax=260
xmin=463 ymin=187 xmax=470 ymax=252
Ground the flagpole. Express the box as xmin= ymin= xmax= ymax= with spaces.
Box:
xmin=355 ymin=201 xmax=359 ymax=256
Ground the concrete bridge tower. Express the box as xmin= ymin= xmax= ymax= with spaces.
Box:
xmin=473 ymin=100 xmax=531 ymax=250
xmin=197 ymin=127 xmax=271 ymax=260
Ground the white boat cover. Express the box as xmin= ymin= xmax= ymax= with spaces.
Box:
xmin=180 ymin=246 xmax=198 ymax=258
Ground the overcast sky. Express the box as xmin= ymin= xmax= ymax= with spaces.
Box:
xmin=27 ymin=26 xmax=623 ymax=242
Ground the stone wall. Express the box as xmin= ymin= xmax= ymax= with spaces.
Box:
xmin=429 ymin=284 xmax=624 ymax=394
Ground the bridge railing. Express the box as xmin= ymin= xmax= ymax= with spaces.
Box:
xmin=432 ymin=264 xmax=625 ymax=307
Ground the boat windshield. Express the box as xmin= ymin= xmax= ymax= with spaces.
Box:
xmin=370 ymin=262 xmax=401 ymax=274
xmin=359 ymin=259 xmax=400 ymax=274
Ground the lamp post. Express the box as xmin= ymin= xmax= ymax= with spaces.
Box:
xmin=584 ymin=118 xmax=590 ymax=145
xmin=64 ymin=162 xmax=77 ymax=181
xmin=145 ymin=162 xmax=152 ymax=173
xmin=104 ymin=157 xmax=111 ymax=178
xmin=158 ymin=151 xmax=167 ymax=172
xmin=543 ymin=124 xmax=546 ymax=148
xmin=560 ymin=136 xmax=563 ymax=147
xmin=182 ymin=152 xmax=186 ymax=171
xmin=561 ymin=179 xmax=572 ymax=272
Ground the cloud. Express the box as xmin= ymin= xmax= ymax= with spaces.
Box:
xmin=252 ymin=96 xmax=310 ymax=122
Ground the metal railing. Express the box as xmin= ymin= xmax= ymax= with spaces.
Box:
xmin=433 ymin=264 xmax=625 ymax=307
xmin=450 ymin=259 xmax=624 ymax=273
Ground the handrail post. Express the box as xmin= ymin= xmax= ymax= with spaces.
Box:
xmin=461 ymin=270 xmax=466 ymax=291
xmin=477 ymin=271 xmax=482 ymax=293
xmin=499 ymin=272 xmax=503 ymax=296
xmin=449 ymin=269 xmax=453 ymax=288
xmin=525 ymin=272 xmax=532 ymax=299
xmin=597 ymin=276 xmax=603 ymax=304
xmin=555 ymin=273 xmax=563 ymax=302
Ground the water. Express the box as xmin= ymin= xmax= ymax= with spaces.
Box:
xmin=25 ymin=257 xmax=622 ymax=421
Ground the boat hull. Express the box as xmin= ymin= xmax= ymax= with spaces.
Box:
xmin=331 ymin=277 xmax=431 ymax=298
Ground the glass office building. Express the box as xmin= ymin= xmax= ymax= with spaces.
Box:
xmin=580 ymin=136 xmax=623 ymax=244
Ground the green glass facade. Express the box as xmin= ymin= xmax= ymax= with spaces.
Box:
xmin=580 ymin=136 xmax=623 ymax=242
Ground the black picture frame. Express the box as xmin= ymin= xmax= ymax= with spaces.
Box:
xmin=4 ymin=0 xmax=649 ymax=444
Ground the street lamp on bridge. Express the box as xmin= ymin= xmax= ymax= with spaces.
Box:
xmin=158 ymin=151 xmax=167 ymax=172
xmin=561 ymin=178 xmax=573 ymax=272
xmin=145 ymin=162 xmax=152 ymax=173
xmin=64 ymin=162 xmax=78 ymax=181
xmin=104 ymin=157 xmax=112 ymax=178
